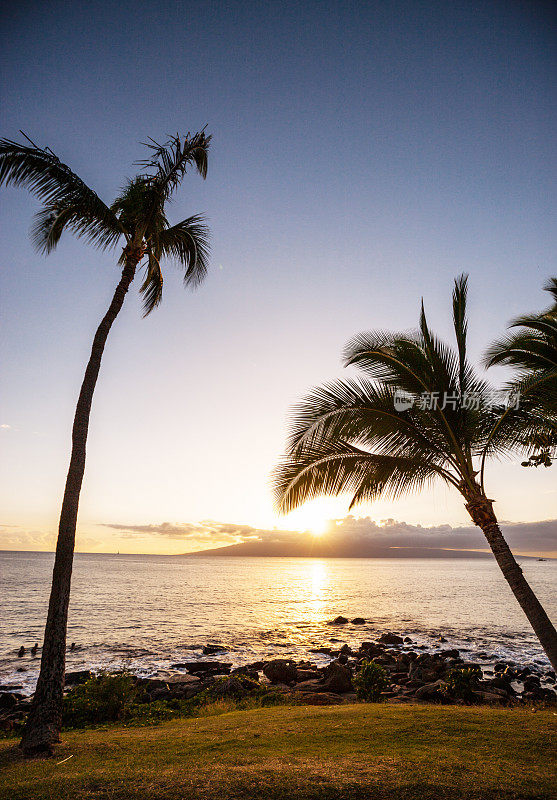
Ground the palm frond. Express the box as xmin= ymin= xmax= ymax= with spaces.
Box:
xmin=286 ymin=377 xmax=456 ymax=470
xmin=274 ymin=438 xmax=450 ymax=514
xmin=157 ymin=214 xmax=210 ymax=287
xmin=452 ymin=274 xmax=469 ymax=393
xmin=544 ymin=277 xmax=557 ymax=310
xmin=0 ymin=138 xmax=123 ymax=252
xmin=139 ymin=130 xmax=210 ymax=201
xmin=140 ymin=250 xmax=164 ymax=316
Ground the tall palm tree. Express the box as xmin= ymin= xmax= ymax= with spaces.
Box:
xmin=484 ymin=278 xmax=557 ymax=469
xmin=274 ymin=276 xmax=557 ymax=671
xmin=0 ymin=130 xmax=211 ymax=754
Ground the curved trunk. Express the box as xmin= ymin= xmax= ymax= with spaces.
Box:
xmin=20 ymin=249 xmax=142 ymax=755
xmin=465 ymin=493 xmax=557 ymax=673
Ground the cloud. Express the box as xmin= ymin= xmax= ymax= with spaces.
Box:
xmin=101 ymin=520 xmax=272 ymax=544
xmin=0 ymin=524 xmax=101 ymax=552
xmin=101 ymin=516 xmax=557 ymax=556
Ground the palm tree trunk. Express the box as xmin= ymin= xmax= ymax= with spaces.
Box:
xmin=465 ymin=494 xmax=557 ymax=673
xmin=20 ymin=248 xmax=142 ymax=755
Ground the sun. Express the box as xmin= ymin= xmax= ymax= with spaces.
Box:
xmin=279 ymin=498 xmax=342 ymax=538
xmin=306 ymin=518 xmax=326 ymax=536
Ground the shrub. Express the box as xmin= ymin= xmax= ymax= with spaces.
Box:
xmin=354 ymin=660 xmax=389 ymax=701
xmin=445 ymin=666 xmax=482 ymax=701
xmin=63 ymin=672 xmax=138 ymax=728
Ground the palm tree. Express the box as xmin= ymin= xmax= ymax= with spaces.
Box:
xmin=274 ymin=276 xmax=557 ymax=671
xmin=0 ymin=130 xmax=211 ymax=754
xmin=484 ymin=278 xmax=557 ymax=469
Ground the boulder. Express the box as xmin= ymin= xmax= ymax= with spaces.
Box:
xmin=64 ymin=670 xmax=93 ymax=686
xmin=351 ymin=618 xmax=366 ymax=625
xmin=378 ymin=633 xmax=404 ymax=645
xmin=166 ymin=674 xmax=201 ymax=686
xmin=330 ymin=616 xmax=349 ymax=625
xmin=171 ymin=661 xmax=232 ymax=674
xmin=296 ymin=669 xmax=321 ymax=682
xmin=231 ymin=666 xmax=260 ymax=682
xmin=323 ymin=661 xmax=353 ymax=693
xmin=414 ymin=680 xmax=448 ymax=702
xmin=489 ymin=676 xmax=516 ymax=695
xmin=0 ymin=693 xmax=22 ymax=711
xmin=294 ymin=679 xmax=326 ymax=692
xmin=202 ymin=644 xmax=228 ymax=655
xmin=440 ymin=649 xmax=460 ymax=659
xmin=262 ymin=659 xmax=297 ymax=684
xmin=206 ymin=676 xmax=259 ymax=700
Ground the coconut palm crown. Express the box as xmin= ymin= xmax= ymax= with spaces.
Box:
xmin=0 ymin=130 xmax=210 ymax=313
xmin=274 ymin=275 xmax=557 ymax=671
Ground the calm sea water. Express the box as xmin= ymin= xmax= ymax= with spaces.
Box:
xmin=1 ymin=551 xmax=556 ymax=693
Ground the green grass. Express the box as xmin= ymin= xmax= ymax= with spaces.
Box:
xmin=1 ymin=703 xmax=555 ymax=799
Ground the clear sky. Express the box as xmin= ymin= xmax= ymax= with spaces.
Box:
xmin=1 ymin=0 xmax=555 ymax=554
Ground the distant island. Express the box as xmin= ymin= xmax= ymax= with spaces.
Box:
xmin=179 ymin=540 xmax=542 ymax=559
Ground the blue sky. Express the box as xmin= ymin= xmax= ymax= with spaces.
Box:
xmin=1 ymin=0 xmax=555 ymax=553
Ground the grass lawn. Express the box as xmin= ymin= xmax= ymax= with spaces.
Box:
xmin=1 ymin=703 xmax=555 ymax=799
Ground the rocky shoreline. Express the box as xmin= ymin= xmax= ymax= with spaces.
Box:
xmin=2 ymin=621 xmax=556 ymax=731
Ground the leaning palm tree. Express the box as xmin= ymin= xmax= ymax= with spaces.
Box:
xmin=274 ymin=276 xmax=557 ymax=671
xmin=0 ymin=130 xmax=211 ymax=754
xmin=484 ymin=278 xmax=557 ymax=468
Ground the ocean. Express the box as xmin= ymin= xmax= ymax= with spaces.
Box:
xmin=1 ymin=551 xmax=555 ymax=693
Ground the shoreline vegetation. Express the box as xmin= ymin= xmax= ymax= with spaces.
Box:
xmin=2 ymin=625 xmax=556 ymax=739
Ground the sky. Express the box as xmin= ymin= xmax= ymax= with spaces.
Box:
xmin=1 ymin=0 xmax=556 ymax=554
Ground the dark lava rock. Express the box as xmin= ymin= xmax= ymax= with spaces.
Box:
xmin=322 ymin=661 xmax=353 ymax=693
xmin=489 ymin=676 xmax=516 ymax=695
xmin=296 ymin=669 xmax=321 ymax=682
xmin=404 ymin=637 xmax=413 ymax=643
xmin=171 ymin=661 xmax=232 ymax=674
xmin=351 ymin=618 xmax=366 ymax=625
xmin=378 ymin=633 xmax=404 ymax=645
xmin=206 ymin=676 xmax=259 ymax=700
xmin=245 ymin=661 xmax=265 ymax=671
xmin=441 ymin=649 xmax=460 ymax=659
xmin=0 ymin=692 xmax=23 ymax=710
xmin=231 ymin=666 xmax=260 ymax=682
xmin=263 ymin=659 xmax=297 ymax=685
xmin=413 ymin=680 xmax=448 ymax=702
xmin=202 ymin=644 xmax=228 ymax=655
xmin=65 ymin=670 xmax=93 ymax=686
xmin=309 ymin=647 xmax=332 ymax=655
xmin=330 ymin=616 xmax=349 ymax=625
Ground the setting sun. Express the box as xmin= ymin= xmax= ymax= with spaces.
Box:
xmin=278 ymin=498 xmax=346 ymax=538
